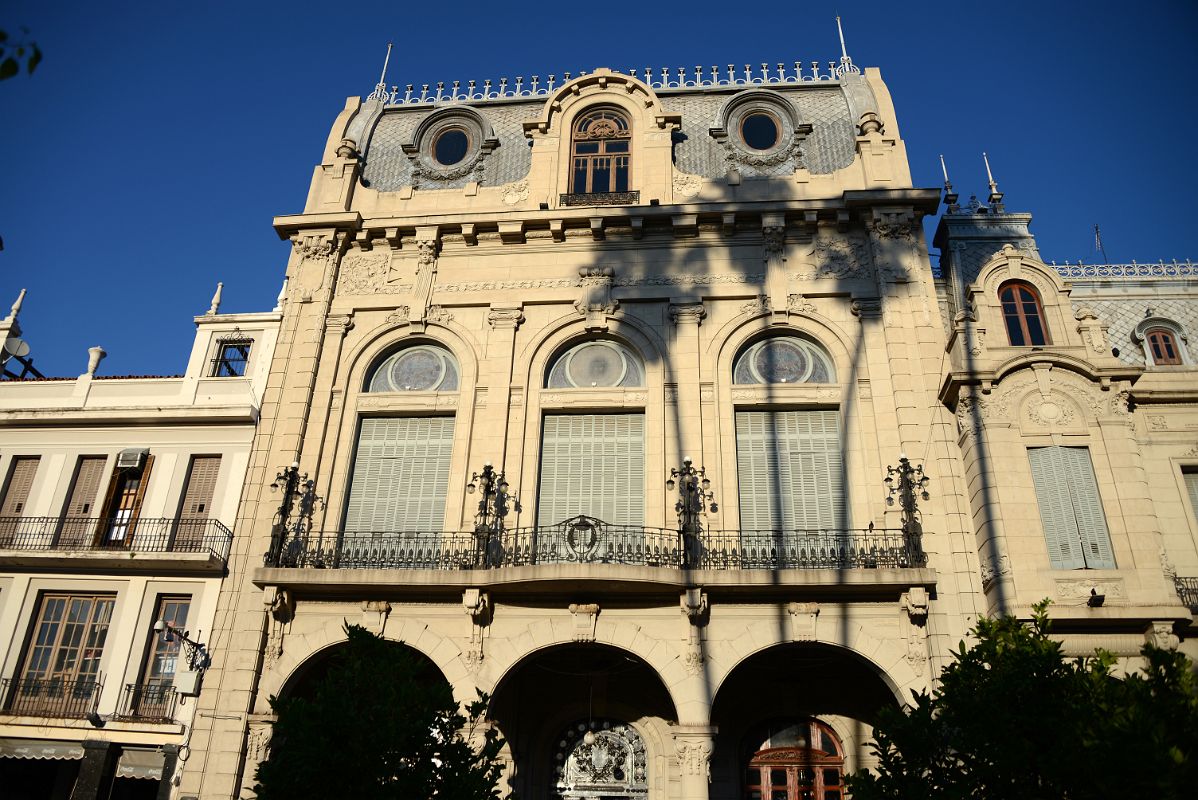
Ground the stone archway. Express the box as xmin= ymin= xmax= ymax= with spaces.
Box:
xmin=488 ymin=643 xmax=677 ymax=800
xmin=708 ymin=642 xmax=900 ymax=799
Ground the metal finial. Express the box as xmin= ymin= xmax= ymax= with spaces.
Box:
xmin=379 ymin=42 xmax=392 ymax=86
xmin=833 ymin=16 xmax=860 ymax=77
xmin=939 ymin=155 xmax=952 ymax=189
xmin=940 ymin=155 xmax=959 ymax=210
xmin=6 ymin=288 xmax=26 ymax=322
xmin=367 ymin=43 xmax=393 ymax=102
xmin=1094 ymin=224 xmax=1108 ymax=264
xmin=207 ymin=282 xmax=223 ymax=316
xmin=837 ymin=15 xmax=849 ymax=60
xmin=982 ymin=151 xmax=1003 ymax=207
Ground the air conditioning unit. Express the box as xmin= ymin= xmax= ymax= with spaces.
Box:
xmin=174 ymin=670 xmax=203 ymax=697
xmin=116 ymin=448 xmax=149 ymax=470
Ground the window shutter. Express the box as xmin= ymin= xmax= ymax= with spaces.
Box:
xmin=58 ymin=456 xmax=107 ymax=547
xmin=736 ymin=410 xmax=843 ymax=531
xmin=1185 ymin=471 xmax=1198 ymax=523
xmin=344 ymin=417 xmax=455 ymax=532
xmin=1060 ymin=447 xmax=1116 ymax=569
xmin=1 ymin=457 xmax=40 ymax=516
xmin=179 ymin=457 xmax=221 ymax=521
xmin=1029 ymin=446 xmax=1115 ymax=569
xmin=538 ymin=414 xmax=644 ymax=525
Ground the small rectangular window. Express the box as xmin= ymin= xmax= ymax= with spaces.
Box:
xmin=210 ymin=339 xmax=252 ymax=377
xmin=1184 ymin=469 xmax=1198 ymax=525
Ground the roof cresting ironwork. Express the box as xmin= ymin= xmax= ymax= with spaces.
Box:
xmin=365 ymin=19 xmax=863 ymax=106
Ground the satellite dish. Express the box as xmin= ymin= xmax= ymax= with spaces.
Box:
xmin=4 ymin=337 xmax=30 ymax=358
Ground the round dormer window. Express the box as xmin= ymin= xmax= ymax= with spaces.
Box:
xmin=741 ymin=112 xmax=781 ymax=151
xmin=433 ymin=128 xmax=470 ymax=166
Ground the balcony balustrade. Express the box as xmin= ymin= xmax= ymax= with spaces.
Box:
xmin=270 ymin=515 xmax=924 ymax=572
xmin=1176 ymin=577 xmax=1198 ymax=613
xmin=2 ymin=677 xmax=100 ymax=719
xmin=0 ymin=516 xmax=233 ymax=564
xmin=114 ymin=682 xmax=178 ymax=723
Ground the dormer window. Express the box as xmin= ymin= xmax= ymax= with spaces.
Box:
xmin=211 ymin=338 xmax=253 ymax=377
xmin=570 ymin=109 xmax=631 ymax=195
xmin=999 ymin=281 xmax=1049 ymax=346
xmin=1146 ymin=328 xmax=1182 ymax=365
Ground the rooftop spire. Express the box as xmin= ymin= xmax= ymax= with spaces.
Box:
xmin=207 ymin=281 xmax=223 ymax=316
xmin=834 ymin=17 xmax=860 ymax=77
xmin=939 ymin=155 xmax=959 ymax=211
xmin=982 ymin=151 xmax=1004 ymax=210
xmin=367 ymin=42 xmax=393 ymax=102
xmin=4 ymin=288 xmax=26 ymax=324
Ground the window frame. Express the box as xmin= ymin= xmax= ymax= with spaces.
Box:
xmin=569 ymin=108 xmax=632 ymax=195
xmin=1145 ymin=327 xmax=1182 ymax=365
xmin=210 ymin=338 xmax=253 ymax=377
xmin=998 ymin=280 xmax=1050 ymax=346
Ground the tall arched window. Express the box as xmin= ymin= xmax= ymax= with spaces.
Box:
xmin=1146 ymin=327 xmax=1182 ymax=365
xmin=570 ymin=109 xmax=631 ymax=195
xmin=999 ymin=281 xmax=1049 ymax=346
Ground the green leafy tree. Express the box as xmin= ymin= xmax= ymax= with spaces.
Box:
xmin=848 ymin=601 xmax=1197 ymax=800
xmin=253 ymin=624 xmax=504 ymax=800
xmin=0 ymin=27 xmax=41 ymax=80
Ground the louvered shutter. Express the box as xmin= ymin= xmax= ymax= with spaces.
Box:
xmin=1 ymin=457 xmax=39 ymax=516
xmin=179 ymin=457 xmax=221 ymax=520
xmin=1185 ymin=471 xmax=1198 ymax=524
xmin=538 ymin=414 xmax=644 ymax=525
xmin=735 ymin=410 xmax=843 ymax=531
xmin=344 ymin=417 xmax=455 ymax=532
xmin=1029 ymin=446 xmax=1115 ymax=569
xmin=1060 ymin=447 xmax=1116 ymax=569
xmin=58 ymin=456 xmax=106 ymax=547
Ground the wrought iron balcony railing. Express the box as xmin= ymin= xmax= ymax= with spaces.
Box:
xmin=2 ymin=676 xmax=100 ymax=719
xmin=1176 ymin=577 xmax=1198 ymax=613
xmin=114 ymin=682 xmax=178 ymax=723
xmin=270 ymin=516 xmax=924 ymax=572
xmin=0 ymin=516 xmax=233 ymax=563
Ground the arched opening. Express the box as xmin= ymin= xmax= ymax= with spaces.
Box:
xmin=488 ymin=643 xmax=677 ymax=800
xmin=998 ymin=281 xmax=1049 ymax=346
xmin=711 ymin=643 xmax=900 ymax=798
xmin=570 ymin=108 xmax=632 ymax=195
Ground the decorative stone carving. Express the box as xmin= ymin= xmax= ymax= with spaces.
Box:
xmin=416 ymin=239 xmax=439 ymax=270
xmin=568 ymin=603 xmax=600 ymax=642
xmin=786 ymin=602 xmax=819 ymax=641
xmin=487 ymin=306 xmax=524 ymax=329
xmin=1146 ymin=621 xmax=1179 ymax=650
xmin=575 ymin=266 xmax=618 ymax=330
xmin=463 ymin=589 xmax=490 ymax=668
xmin=1055 ymin=577 xmax=1126 ymax=602
xmin=246 ymin=714 xmax=276 ymax=764
xmin=1160 ymin=547 xmax=1178 ymax=582
xmin=869 ymin=209 xmax=917 ymax=242
xmin=1147 ymin=415 xmax=1167 ymax=431
xmin=900 ymin=588 xmax=929 ymax=669
xmin=680 ymin=589 xmax=708 ymax=674
xmin=360 ymin=600 xmax=392 ymax=631
xmin=425 ymin=305 xmax=453 ymax=325
xmin=793 ymin=234 xmax=871 ymax=280
xmin=979 ymin=553 xmax=1011 ymax=589
xmin=762 ymin=224 xmax=787 ymax=258
xmin=1074 ymin=307 xmax=1108 ymax=354
xmin=324 ymin=314 xmax=354 ymax=337
xmin=1025 ymin=393 xmax=1078 ymax=428
xmin=385 ymin=306 xmax=411 ymax=326
xmin=850 ymin=297 xmax=882 ymax=318
xmin=741 ymin=295 xmax=770 ymax=316
xmin=669 ymin=302 xmax=706 ymax=326
xmin=786 ymin=294 xmax=817 ymax=315
xmin=501 ymin=179 xmax=529 ymax=206
xmin=338 ymin=252 xmax=395 ymax=294
xmin=674 ymin=737 xmax=713 ymax=780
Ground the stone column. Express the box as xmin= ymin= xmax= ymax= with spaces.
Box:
xmin=70 ymin=740 xmax=113 ymax=800
xmin=672 ymin=725 xmax=715 ymax=800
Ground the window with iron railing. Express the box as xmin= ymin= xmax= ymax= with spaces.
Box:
xmin=210 ymin=340 xmax=252 ymax=377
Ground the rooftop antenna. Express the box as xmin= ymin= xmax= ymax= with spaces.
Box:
xmin=367 ymin=42 xmax=393 ymax=102
xmin=982 ymin=151 xmax=1004 ymax=210
xmin=939 ymin=155 xmax=959 ymax=211
xmin=1094 ymin=224 xmax=1108 ymax=264
xmin=834 ymin=16 xmax=860 ymax=76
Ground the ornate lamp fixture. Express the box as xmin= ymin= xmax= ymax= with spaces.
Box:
xmin=266 ymin=462 xmax=321 ymax=566
xmin=668 ymin=457 xmax=716 ymax=535
xmin=467 ymin=462 xmax=510 ymax=535
xmin=154 ymin=619 xmax=210 ymax=672
xmin=885 ymin=454 xmax=929 ymax=535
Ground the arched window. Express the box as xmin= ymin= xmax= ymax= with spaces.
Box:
xmin=733 ymin=336 xmax=835 ymax=385
xmin=744 ymin=719 xmax=846 ymax=800
xmin=546 ymin=340 xmax=644 ymax=388
xmin=1146 ymin=327 xmax=1182 ymax=365
xmin=570 ymin=109 xmax=631 ymax=195
xmin=365 ymin=344 xmax=459 ymax=392
xmin=999 ymin=281 xmax=1049 ymax=346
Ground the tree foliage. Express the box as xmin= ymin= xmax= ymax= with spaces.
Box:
xmin=253 ymin=624 xmax=505 ymax=800
xmin=0 ymin=27 xmax=41 ymax=81
xmin=848 ymin=601 xmax=1198 ymax=800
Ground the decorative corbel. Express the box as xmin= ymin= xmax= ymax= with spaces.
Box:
xmin=568 ymin=603 xmax=600 ymax=642
xmin=463 ymin=589 xmax=491 ymax=668
xmin=361 ymin=600 xmax=392 ymax=631
xmin=786 ymin=602 xmax=819 ymax=641
xmin=1146 ymin=621 xmax=1179 ymax=650
xmin=1074 ymin=307 xmax=1109 ymax=355
xmin=680 ymin=588 xmax=708 ymax=673
xmin=575 ymin=266 xmax=618 ymax=331
xmin=900 ymin=588 xmax=930 ymax=670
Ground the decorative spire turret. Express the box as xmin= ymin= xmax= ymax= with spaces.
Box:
xmin=983 ymin=151 xmax=1004 ymax=211
xmin=939 ymin=155 xmax=959 ymax=212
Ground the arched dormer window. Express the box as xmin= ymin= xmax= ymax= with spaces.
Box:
xmin=999 ymin=281 xmax=1049 ymax=346
xmin=570 ymin=109 xmax=631 ymax=195
xmin=365 ymin=344 xmax=459 ymax=392
xmin=1146 ymin=327 xmax=1182 ymax=365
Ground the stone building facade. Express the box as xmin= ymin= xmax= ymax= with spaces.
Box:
xmin=162 ymin=53 xmax=1197 ymax=800
xmin=0 ymin=294 xmax=279 ymax=799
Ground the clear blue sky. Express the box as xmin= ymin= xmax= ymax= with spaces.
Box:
xmin=2 ymin=1 xmax=1195 ymax=377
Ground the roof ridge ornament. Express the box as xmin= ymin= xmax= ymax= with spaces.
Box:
xmin=983 ymin=151 xmax=1004 ymax=210
xmin=834 ymin=16 xmax=861 ymax=78
xmin=367 ymin=42 xmax=393 ymax=102
xmin=940 ymin=155 xmax=960 ymax=212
